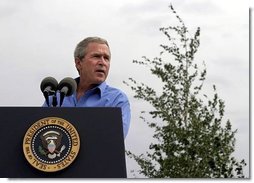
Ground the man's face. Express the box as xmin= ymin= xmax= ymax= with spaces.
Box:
xmin=75 ymin=42 xmax=111 ymax=85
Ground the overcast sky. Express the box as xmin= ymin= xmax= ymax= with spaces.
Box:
xmin=0 ymin=0 xmax=250 ymax=180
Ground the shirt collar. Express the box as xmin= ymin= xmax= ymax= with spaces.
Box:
xmin=96 ymin=81 xmax=107 ymax=98
xmin=75 ymin=77 xmax=107 ymax=98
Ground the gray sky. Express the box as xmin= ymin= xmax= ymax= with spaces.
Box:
xmin=0 ymin=0 xmax=250 ymax=179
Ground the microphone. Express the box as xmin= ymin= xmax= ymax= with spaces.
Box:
xmin=58 ymin=77 xmax=77 ymax=106
xmin=40 ymin=77 xmax=58 ymax=106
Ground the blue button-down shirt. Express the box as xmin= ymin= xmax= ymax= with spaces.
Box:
xmin=43 ymin=80 xmax=131 ymax=138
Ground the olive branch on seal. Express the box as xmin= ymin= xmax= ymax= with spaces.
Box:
xmin=38 ymin=146 xmax=47 ymax=156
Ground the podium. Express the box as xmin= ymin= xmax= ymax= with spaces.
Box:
xmin=0 ymin=107 xmax=127 ymax=178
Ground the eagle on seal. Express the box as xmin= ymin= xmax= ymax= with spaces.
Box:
xmin=40 ymin=130 xmax=66 ymax=159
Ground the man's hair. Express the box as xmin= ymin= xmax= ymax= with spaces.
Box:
xmin=74 ymin=37 xmax=110 ymax=59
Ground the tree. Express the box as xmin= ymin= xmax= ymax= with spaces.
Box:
xmin=124 ymin=4 xmax=246 ymax=178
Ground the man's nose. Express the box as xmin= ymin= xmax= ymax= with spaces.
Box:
xmin=98 ymin=56 xmax=106 ymax=64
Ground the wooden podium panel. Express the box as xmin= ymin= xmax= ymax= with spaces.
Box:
xmin=0 ymin=107 xmax=126 ymax=178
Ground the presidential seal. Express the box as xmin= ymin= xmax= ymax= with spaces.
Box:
xmin=23 ymin=117 xmax=80 ymax=172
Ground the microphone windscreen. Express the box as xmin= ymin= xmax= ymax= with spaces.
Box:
xmin=58 ymin=77 xmax=77 ymax=96
xmin=40 ymin=76 xmax=58 ymax=92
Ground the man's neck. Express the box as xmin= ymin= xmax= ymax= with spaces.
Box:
xmin=76 ymin=84 xmax=90 ymax=100
xmin=76 ymin=77 xmax=100 ymax=100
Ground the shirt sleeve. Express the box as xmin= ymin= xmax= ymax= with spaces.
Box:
xmin=114 ymin=92 xmax=131 ymax=138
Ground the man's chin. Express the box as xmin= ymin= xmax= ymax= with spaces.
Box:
xmin=94 ymin=78 xmax=106 ymax=84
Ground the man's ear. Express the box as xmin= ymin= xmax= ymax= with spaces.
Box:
xmin=75 ymin=57 xmax=81 ymax=73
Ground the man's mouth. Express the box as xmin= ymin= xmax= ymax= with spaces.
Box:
xmin=95 ymin=69 xmax=105 ymax=74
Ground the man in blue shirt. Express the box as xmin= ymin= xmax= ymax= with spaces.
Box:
xmin=43 ymin=37 xmax=131 ymax=138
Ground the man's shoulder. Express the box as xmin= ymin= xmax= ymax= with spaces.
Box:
xmin=104 ymin=84 xmax=128 ymax=99
xmin=105 ymin=84 xmax=125 ymax=94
